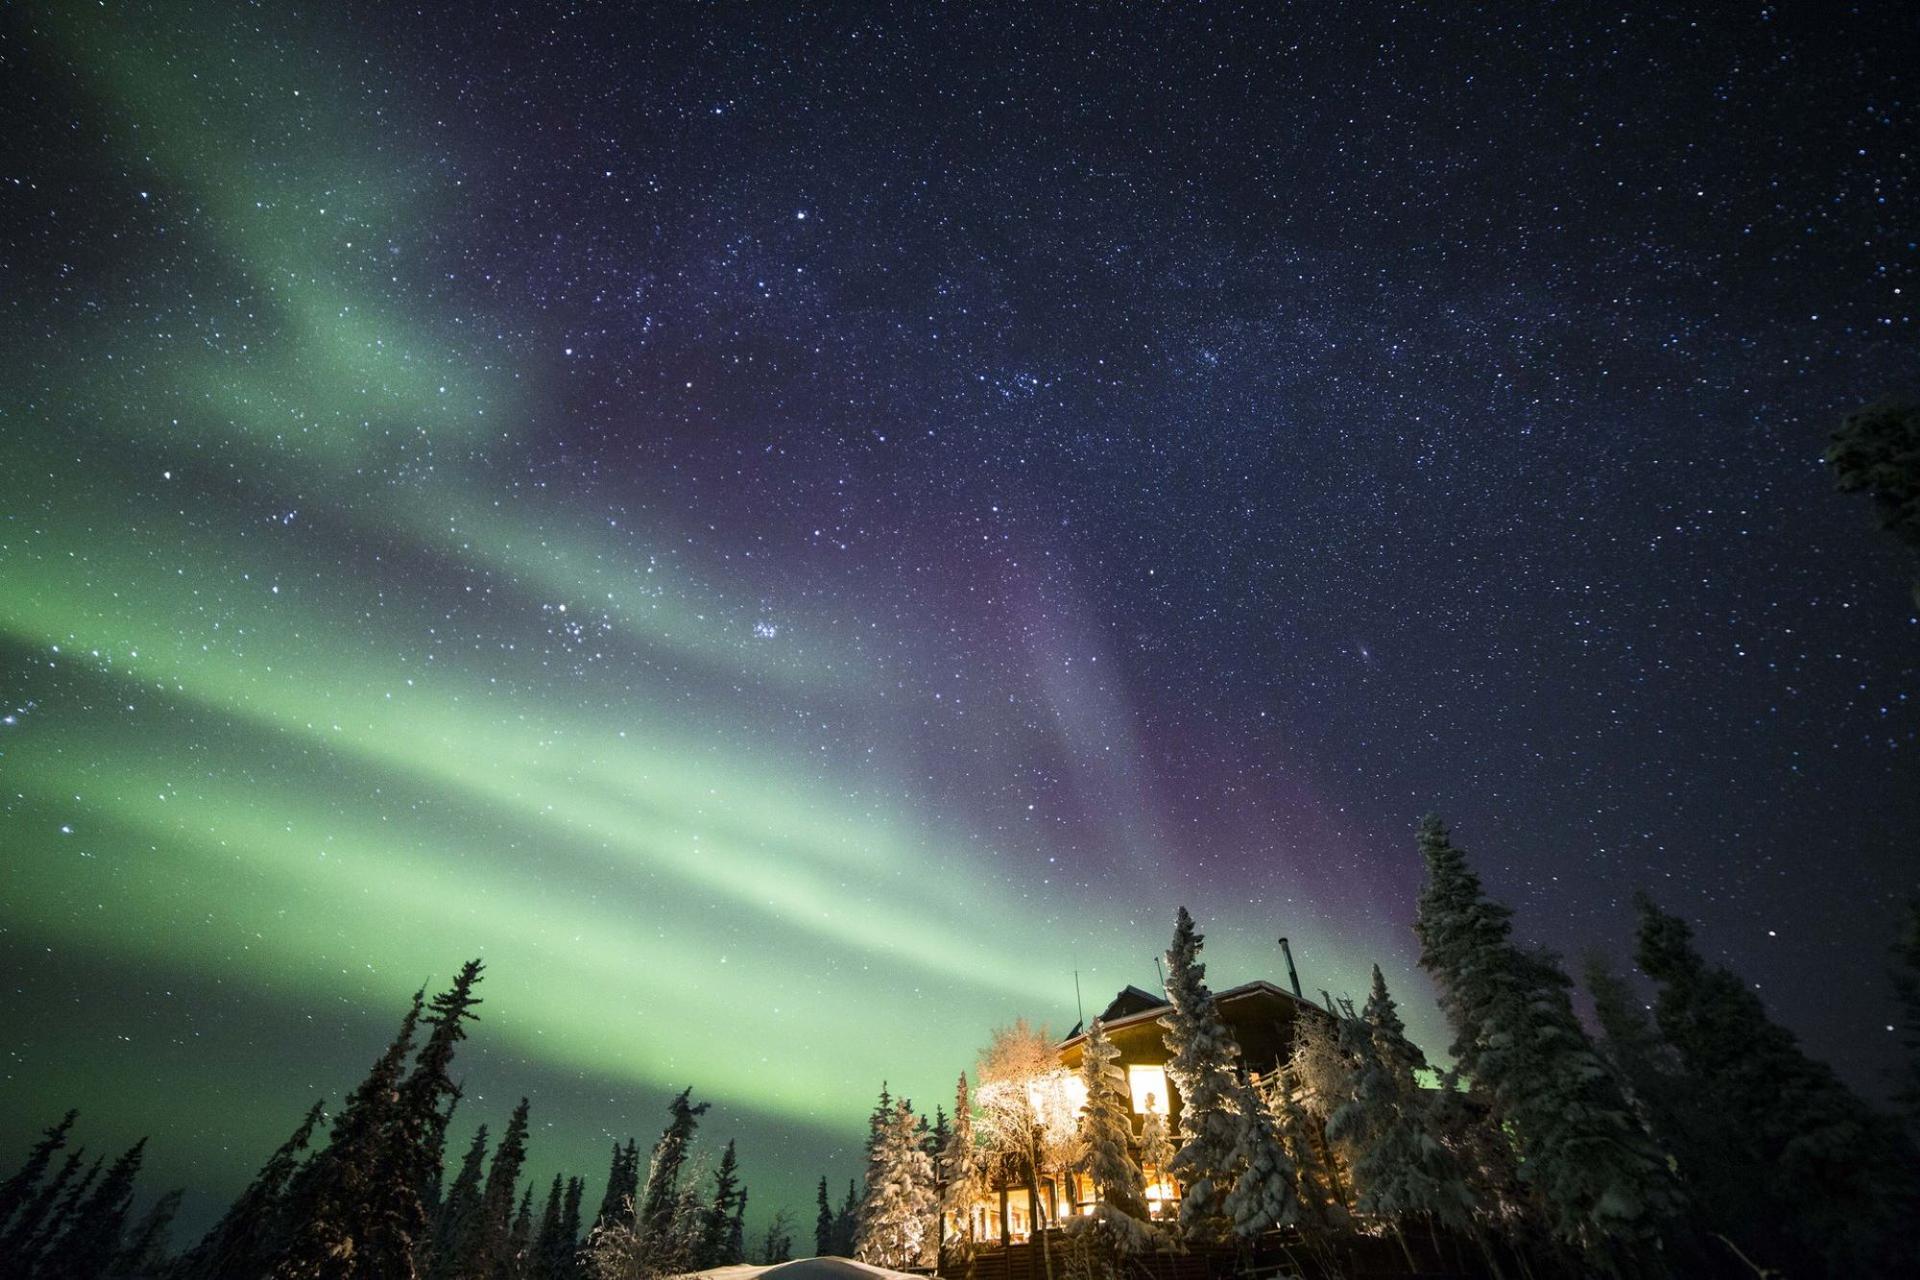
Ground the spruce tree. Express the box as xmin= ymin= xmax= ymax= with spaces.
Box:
xmin=831 ymin=1179 xmax=858 ymax=1257
xmin=1893 ymin=896 xmax=1920 ymax=1133
xmin=590 ymin=1142 xmax=635 ymax=1235
xmin=532 ymin=1175 xmax=565 ymax=1280
xmin=639 ymin=1090 xmax=708 ymax=1242
xmin=427 ymin=1125 xmax=490 ymax=1278
xmin=474 ymin=1100 xmax=532 ymax=1277
xmin=509 ymin=1184 xmax=536 ymax=1275
xmin=1325 ymin=1000 xmax=1472 ymax=1251
xmin=558 ymin=1177 xmax=584 ymax=1277
xmin=1071 ymin=1020 xmax=1158 ymax=1255
xmin=696 ymin=1140 xmax=744 ymax=1267
xmin=0 ymin=1146 xmax=88 ymax=1267
xmin=938 ymin=1074 xmax=980 ymax=1257
xmin=114 ymin=1186 xmax=184 ymax=1277
xmin=726 ymin=1185 xmax=747 ymax=1265
xmin=0 ymin=1110 xmax=77 ymax=1234
xmin=178 ymin=1099 xmax=325 ymax=1279
xmin=1222 ymin=1081 xmax=1300 ymax=1242
xmin=1158 ymin=906 xmax=1244 ymax=1240
xmin=41 ymin=1137 xmax=145 ymax=1280
xmin=1638 ymin=893 xmax=1919 ymax=1274
xmin=1262 ymin=1066 xmax=1343 ymax=1231
xmin=393 ymin=963 xmax=486 ymax=1267
xmin=1414 ymin=816 xmax=1682 ymax=1261
xmin=856 ymin=1100 xmax=937 ymax=1270
xmin=813 ymin=1176 xmax=834 ymax=1258
xmin=274 ymin=989 xmax=424 ymax=1280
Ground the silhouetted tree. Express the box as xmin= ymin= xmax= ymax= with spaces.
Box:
xmin=1637 ymin=893 xmax=1919 ymax=1274
xmin=813 ymin=1176 xmax=834 ymax=1258
xmin=696 ymin=1140 xmax=744 ymax=1267
xmin=178 ymin=1100 xmax=324 ymax=1279
xmin=274 ymin=989 xmax=424 ymax=1280
xmin=1414 ymin=816 xmax=1682 ymax=1264
xmin=1827 ymin=395 xmax=1920 ymax=602
xmin=110 ymin=1186 xmax=181 ymax=1278
xmin=0 ymin=1112 xmax=77 ymax=1235
xmin=41 ymin=1137 xmax=145 ymax=1280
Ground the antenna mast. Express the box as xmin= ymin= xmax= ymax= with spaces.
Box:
xmin=1073 ymin=969 xmax=1085 ymax=1027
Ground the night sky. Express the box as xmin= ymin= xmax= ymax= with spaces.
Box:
xmin=2 ymin=0 xmax=1916 ymax=1241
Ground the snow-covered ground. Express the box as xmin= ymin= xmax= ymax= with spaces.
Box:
xmin=677 ymin=1259 xmax=926 ymax=1280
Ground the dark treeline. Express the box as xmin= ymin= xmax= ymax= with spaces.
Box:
xmin=849 ymin=823 xmax=1920 ymax=1280
xmin=0 ymin=960 xmax=778 ymax=1280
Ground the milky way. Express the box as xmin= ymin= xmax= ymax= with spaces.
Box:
xmin=2 ymin=1 xmax=1915 ymax=1236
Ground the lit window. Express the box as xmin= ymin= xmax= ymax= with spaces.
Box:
xmin=1128 ymin=1064 xmax=1169 ymax=1114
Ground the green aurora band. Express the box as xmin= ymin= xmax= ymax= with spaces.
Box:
xmin=0 ymin=4 xmax=1405 ymax=1231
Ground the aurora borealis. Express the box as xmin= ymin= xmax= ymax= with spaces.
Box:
xmin=3 ymin=0 xmax=1917 ymax=1242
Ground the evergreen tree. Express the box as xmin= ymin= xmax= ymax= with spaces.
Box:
xmin=427 ymin=1125 xmax=490 ymax=1278
xmin=1325 ymin=1000 xmax=1472 ymax=1251
xmin=938 ymin=1074 xmax=981 ymax=1257
xmin=392 ymin=963 xmax=486 ymax=1271
xmin=813 ymin=1177 xmax=834 ymax=1258
xmin=178 ymin=1099 xmax=325 ymax=1280
xmin=830 ymin=1179 xmax=858 ymax=1257
xmin=864 ymin=1083 xmax=892 ymax=1165
xmin=1222 ymin=1081 xmax=1299 ymax=1242
xmin=41 ymin=1137 xmax=145 ymax=1280
xmin=725 ymin=1186 xmax=746 ymax=1266
xmin=1637 ymin=893 xmax=1919 ymax=1274
xmin=22 ymin=1154 xmax=103 ymax=1272
xmin=1414 ymin=816 xmax=1682 ymax=1261
xmin=1827 ymin=395 xmax=1920 ymax=601
xmin=696 ymin=1140 xmax=744 ymax=1268
xmin=509 ymin=1184 xmax=536 ymax=1277
xmin=0 ymin=1146 xmax=88 ymax=1271
xmin=590 ymin=1142 xmax=637 ymax=1236
xmin=1261 ymin=1066 xmax=1342 ymax=1231
xmin=558 ymin=1177 xmax=584 ymax=1278
xmin=639 ymin=1090 xmax=708 ymax=1242
xmin=1071 ymin=1020 xmax=1158 ymax=1255
xmin=474 ymin=1100 xmax=533 ymax=1277
xmin=856 ymin=1100 xmax=938 ymax=1270
xmin=0 ymin=1111 xmax=77 ymax=1235
xmin=755 ymin=1209 xmax=795 ymax=1265
xmin=113 ymin=1187 xmax=183 ymax=1278
xmin=274 ymin=988 xmax=424 ymax=1280
xmin=1158 ymin=906 xmax=1244 ymax=1240
xmin=532 ymin=1175 xmax=566 ymax=1280
xmin=1893 ymin=896 xmax=1920 ymax=1133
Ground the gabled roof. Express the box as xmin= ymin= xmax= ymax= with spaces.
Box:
xmin=1057 ymin=979 xmax=1327 ymax=1052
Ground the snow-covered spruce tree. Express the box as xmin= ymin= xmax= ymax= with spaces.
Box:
xmin=1069 ymin=1020 xmax=1159 ymax=1259
xmin=1134 ymin=1107 xmax=1173 ymax=1207
xmin=1325 ymin=998 xmax=1473 ymax=1259
xmin=1413 ymin=816 xmax=1682 ymax=1262
xmin=1221 ymin=1079 xmax=1300 ymax=1242
xmin=638 ymin=1089 xmax=709 ymax=1243
xmin=1261 ymin=1066 xmax=1343 ymax=1233
xmin=1158 ymin=907 xmax=1246 ymax=1241
xmin=1637 ymin=893 xmax=1920 ymax=1275
xmin=939 ymin=1074 xmax=982 ymax=1260
xmin=857 ymin=1099 xmax=939 ymax=1270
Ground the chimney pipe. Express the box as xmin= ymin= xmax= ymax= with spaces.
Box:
xmin=1277 ymin=936 xmax=1304 ymax=999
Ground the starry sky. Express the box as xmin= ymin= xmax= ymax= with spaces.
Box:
xmin=2 ymin=0 xmax=1916 ymax=1240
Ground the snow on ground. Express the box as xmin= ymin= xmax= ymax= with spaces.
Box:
xmin=677 ymin=1259 xmax=927 ymax=1280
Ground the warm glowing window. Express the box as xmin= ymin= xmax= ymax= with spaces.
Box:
xmin=1128 ymin=1063 xmax=1168 ymax=1114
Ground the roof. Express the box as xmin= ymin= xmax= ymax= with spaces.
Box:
xmin=1057 ymin=979 xmax=1327 ymax=1052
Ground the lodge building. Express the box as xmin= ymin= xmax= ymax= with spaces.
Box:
xmin=945 ymin=975 xmax=1332 ymax=1248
